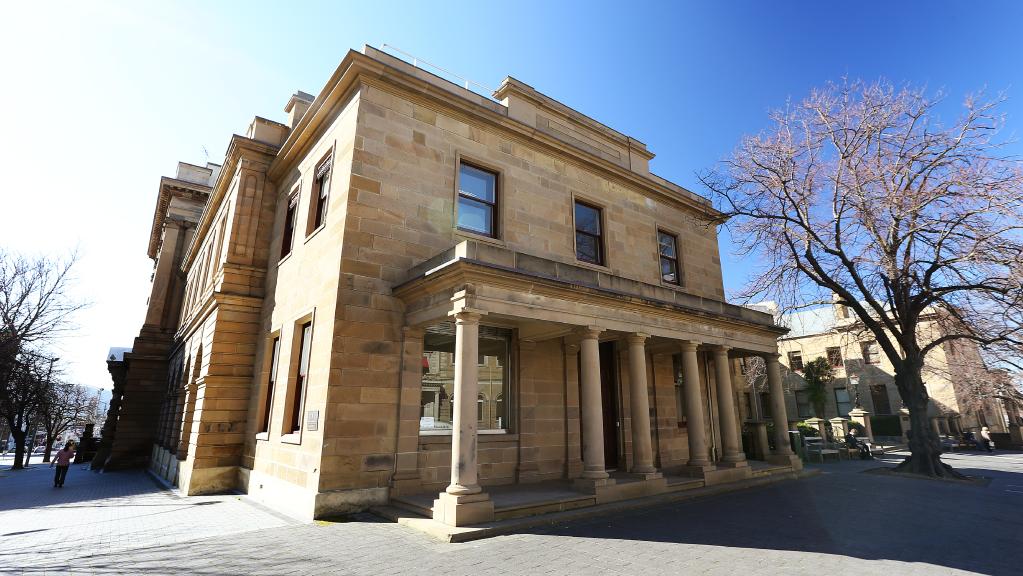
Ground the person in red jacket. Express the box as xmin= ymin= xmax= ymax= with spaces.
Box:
xmin=50 ymin=441 xmax=76 ymax=487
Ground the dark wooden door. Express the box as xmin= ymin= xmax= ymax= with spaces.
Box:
xmin=598 ymin=341 xmax=619 ymax=469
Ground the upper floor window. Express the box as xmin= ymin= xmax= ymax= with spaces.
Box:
xmin=311 ymin=155 xmax=332 ymax=231
xmin=826 ymin=346 xmax=843 ymax=368
xmin=574 ymin=201 xmax=604 ymax=265
xmin=657 ymin=230 xmax=680 ymax=285
xmin=288 ymin=322 xmax=313 ymax=434
xmin=457 ymin=162 xmax=497 ymax=237
xmin=281 ymin=193 xmax=298 ymax=259
xmin=260 ymin=336 xmax=281 ymax=434
xmin=861 ymin=340 xmax=881 ymax=365
xmin=788 ymin=350 xmax=804 ymax=372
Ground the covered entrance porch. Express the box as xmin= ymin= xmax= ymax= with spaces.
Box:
xmin=390 ymin=241 xmax=800 ymax=527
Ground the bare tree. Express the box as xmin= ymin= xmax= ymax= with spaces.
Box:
xmin=0 ymin=353 xmax=55 ymax=469
xmin=0 ymin=250 xmax=82 ymax=470
xmin=702 ymin=80 xmax=1023 ymax=477
xmin=38 ymin=381 xmax=90 ymax=462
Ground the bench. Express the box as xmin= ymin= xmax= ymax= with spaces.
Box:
xmin=803 ymin=437 xmax=844 ymax=463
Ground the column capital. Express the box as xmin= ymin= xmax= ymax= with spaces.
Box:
xmin=625 ymin=332 xmax=649 ymax=346
xmin=576 ymin=326 xmax=604 ymax=340
xmin=679 ymin=340 xmax=701 ymax=352
xmin=449 ymin=308 xmax=487 ymax=324
xmin=565 ymin=343 xmax=580 ymax=354
xmin=711 ymin=344 xmax=732 ymax=355
xmin=763 ymin=352 xmax=782 ymax=362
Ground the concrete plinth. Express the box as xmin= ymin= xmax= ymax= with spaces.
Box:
xmin=572 ymin=476 xmax=617 ymax=493
xmin=702 ymin=465 xmax=752 ymax=486
xmin=715 ymin=459 xmax=749 ymax=469
xmin=433 ymin=492 xmax=494 ymax=527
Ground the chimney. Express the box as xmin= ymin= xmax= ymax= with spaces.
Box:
xmin=833 ymin=293 xmax=850 ymax=320
xmin=285 ymin=91 xmax=315 ymax=130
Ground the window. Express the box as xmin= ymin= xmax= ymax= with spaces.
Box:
xmin=795 ymin=390 xmax=812 ymax=418
xmin=456 ymin=162 xmax=497 ymax=237
xmin=834 ymin=387 xmax=852 ymax=417
xmin=739 ymin=357 xmax=748 ymax=375
xmin=672 ymin=354 xmax=687 ymax=427
xmin=420 ymin=323 xmax=510 ymax=432
xmin=826 ymin=347 xmax=843 ymax=368
xmin=657 ymin=230 xmax=681 ymax=285
xmin=260 ymin=337 xmax=281 ymax=434
xmin=574 ymin=201 xmax=604 ymax=265
xmin=281 ymin=193 xmax=299 ymax=259
xmin=862 ymin=340 xmax=881 ymax=364
xmin=288 ymin=322 xmax=312 ymax=433
xmin=870 ymin=384 xmax=892 ymax=414
xmin=788 ymin=351 xmax=804 ymax=372
xmin=311 ymin=155 xmax=332 ymax=231
xmin=759 ymin=392 xmax=773 ymax=420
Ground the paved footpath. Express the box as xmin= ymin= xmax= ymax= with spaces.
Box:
xmin=1 ymin=450 xmax=1021 ymax=575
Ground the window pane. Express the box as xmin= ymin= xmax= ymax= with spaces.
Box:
xmin=660 ymin=257 xmax=678 ymax=284
xmin=574 ymin=202 xmax=601 ymax=234
xmin=658 ymin=232 xmax=676 ymax=257
xmin=457 ymin=197 xmax=493 ymax=235
xmin=459 ymin=163 xmax=495 ymax=202
xmin=576 ymin=232 xmax=600 ymax=263
xmin=421 ymin=325 xmax=508 ymax=431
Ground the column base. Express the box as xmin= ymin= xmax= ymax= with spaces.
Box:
xmin=572 ymin=477 xmax=617 ymax=493
xmin=678 ymin=462 xmax=716 ymax=478
xmin=767 ymin=452 xmax=803 ymax=471
xmin=625 ymin=470 xmax=663 ymax=481
xmin=717 ymin=456 xmax=748 ymax=468
xmin=432 ymin=491 xmax=494 ymax=527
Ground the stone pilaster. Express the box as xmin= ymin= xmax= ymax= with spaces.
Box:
xmin=391 ymin=327 xmax=424 ymax=495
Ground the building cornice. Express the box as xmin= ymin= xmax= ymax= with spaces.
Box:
xmin=147 ymin=177 xmax=211 ymax=260
xmin=269 ymin=49 xmax=721 ymax=220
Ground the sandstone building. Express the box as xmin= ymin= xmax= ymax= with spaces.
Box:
xmin=104 ymin=46 xmax=799 ymax=526
xmin=770 ymin=300 xmax=1012 ymax=439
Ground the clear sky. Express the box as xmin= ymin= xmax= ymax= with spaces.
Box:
xmin=2 ymin=1 xmax=1021 ymax=389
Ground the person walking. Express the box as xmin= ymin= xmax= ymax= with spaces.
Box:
xmin=980 ymin=427 xmax=995 ymax=452
xmin=50 ymin=441 xmax=76 ymax=487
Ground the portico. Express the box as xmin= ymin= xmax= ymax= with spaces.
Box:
xmin=392 ymin=240 xmax=796 ymax=526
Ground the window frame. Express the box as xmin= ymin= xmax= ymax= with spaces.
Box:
xmin=834 ymin=387 xmax=853 ymax=417
xmin=281 ymin=316 xmax=314 ymax=442
xmin=862 ymin=341 xmax=881 ymax=365
xmin=454 ymin=159 xmax=500 ymax=239
xmin=826 ymin=347 xmax=843 ymax=368
xmin=788 ymin=350 xmax=804 ymax=372
xmin=280 ymin=189 xmax=300 ymax=261
xmin=308 ymin=150 xmax=333 ymax=236
xmin=656 ymin=228 xmax=682 ymax=286
xmin=257 ymin=333 xmax=281 ymax=437
xmin=573 ymin=199 xmax=606 ymax=266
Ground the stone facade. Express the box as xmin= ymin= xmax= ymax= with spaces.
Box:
xmin=108 ymin=46 xmax=795 ymax=525
xmin=772 ymin=301 xmax=1010 ymax=437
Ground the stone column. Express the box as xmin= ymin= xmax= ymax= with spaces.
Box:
xmin=626 ymin=333 xmax=658 ymax=477
xmin=680 ymin=340 xmax=711 ymax=469
xmin=578 ymin=326 xmax=609 ymax=481
xmin=765 ymin=353 xmax=800 ymax=469
xmin=712 ymin=346 xmax=746 ymax=466
xmin=830 ymin=417 xmax=850 ymax=439
xmin=433 ymin=308 xmax=493 ymax=526
xmin=848 ymin=407 xmax=873 ymax=443
xmin=447 ymin=310 xmax=483 ymax=495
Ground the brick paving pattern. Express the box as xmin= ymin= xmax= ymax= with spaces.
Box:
xmin=1 ymin=451 xmax=1021 ymax=575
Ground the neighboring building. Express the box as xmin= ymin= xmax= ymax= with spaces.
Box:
xmin=104 ymin=46 xmax=797 ymax=527
xmin=771 ymin=300 xmax=1010 ymax=438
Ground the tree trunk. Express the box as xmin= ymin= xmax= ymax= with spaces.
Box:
xmin=9 ymin=429 xmax=26 ymax=470
xmin=23 ymin=427 xmax=35 ymax=467
xmin=892 ymin=365 xmax=965 ymax=478
xmin=43 ymin=431 xmax=55 ymax=463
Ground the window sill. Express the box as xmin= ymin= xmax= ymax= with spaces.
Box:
xmin=573 ymin=259 xmax=612 ymax=274
xmin=419 ymin=431 xmax=517 ymax=444
xmin=455 ymin=228 xmax=505 ymax=247
xmin=277 ymin=252 xmax=294 ymax=268
xmin=255 ymin=432 xmax=269 ymax=442
xmin=280 ymin=432 xmax=302 ymax=445
xmin=304 ymin=223 xmax=327 ymax=244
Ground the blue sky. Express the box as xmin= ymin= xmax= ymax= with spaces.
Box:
xmin=1 ymin=1 xmax=1021 ymax=387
